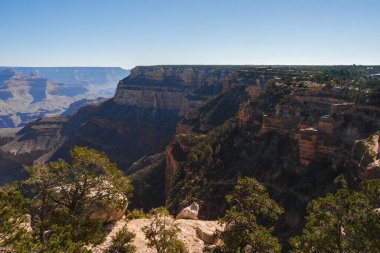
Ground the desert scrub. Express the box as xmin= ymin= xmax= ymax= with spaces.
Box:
xmin=142 ymin=207 xmax=186 ymax=253
xmin=178 ymin=133 xmax=205 ymax=147
xmin=106 ymin=225 xmax=136 ymax=253
xmin=126 ymin=209 xmax=146 ymax=220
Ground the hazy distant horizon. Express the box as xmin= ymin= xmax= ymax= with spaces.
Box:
xmin=2 ymin=64 xmax=380 ymax=70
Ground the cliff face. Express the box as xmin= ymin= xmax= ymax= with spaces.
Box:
xmin=0 ymin=117 xmax=71 ymax=185
xmin=0 ymin=66 xmax=240 ymax=185
xmin=61 ymin=97 xmax=108 ymax=116
xmin=163 ymin=79 xmax=380 ymax=248
xmin=51 ymin=66 xmax=238 ymax=169
xmin=114 ymin=66 xmax=235 ymax=115
xmin=166 ymin=84 xmax=380 ymax=210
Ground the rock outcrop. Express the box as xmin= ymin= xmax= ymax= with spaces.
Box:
xmin=91 ymin=218 xmax=224 ymax=253
xmin=297 ymin=127 xmax=319 ymax=166
xmin=176 ymin=202 xmax=200 ymax=220
xmin=61 ymin=97 xmax=108 ymax=116
xmin=91 ymin=204 xmax=128 ymax=223
xmin=114 ymin=66 xmax=236 ymax=115
xmin=354 ymin=134 xmax=380 ymax=179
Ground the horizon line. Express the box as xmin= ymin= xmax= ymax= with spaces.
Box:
xmin=1 ymin=63 xmax=380 ymax=69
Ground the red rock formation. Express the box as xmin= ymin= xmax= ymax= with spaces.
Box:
xmin=318 ymin=115 xmax=335 ymax=134
xmin=165 ymin=143 xmax=178 ymax=196
xmin=165 ymin=134 xmax=196 ymax=195
xmin=357 ymin=135 xmax=380 ymax=179
xmin=297 ymin=128 xmax=319 ymax=166
xmin=184 ymin=110 xmax=199 ymax=121
xmin=237 ymin=103 xmax=253 ymax=129
xmin=330 ymin=103 xmax=355 ymax=115
xmin=245 ymin=85 xmax=261 ymax=97
xmin=317 ymin=143 xmax=337 ymax=155
xmin=176 ymin=123 xmax=192 ymax=134
xmin=260 ymin=114 xmax=295 ymax=135
xmin=261 ymin=114 xmax=269 ymax=134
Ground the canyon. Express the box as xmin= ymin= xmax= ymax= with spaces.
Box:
xmin=0 ymin=67 xmax=129 ymax=128
xmin=0 ymin=66 xmax=236 ymax=185
xmin=0 ymin=65 xmax=379 ymax=248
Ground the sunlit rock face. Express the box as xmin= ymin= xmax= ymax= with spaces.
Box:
xmin=114 ymin=66 xmax=235 ymax=115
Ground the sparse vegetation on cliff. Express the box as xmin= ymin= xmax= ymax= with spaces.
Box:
xmin=163 ymin=65 xmax=380 ymax=252
xmin=142 ymin=207 xmax=186 ymax=253
xmin=291 ymin=179 xmax=380 ymax=252
xmin=106 ymin=225 xmax=136 ymax=253
xmin=194 ymin=86 xmax=250 ymax=132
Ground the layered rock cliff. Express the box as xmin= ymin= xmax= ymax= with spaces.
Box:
xmin=0 ymin=66 xmax=241 ymax=185
xmin=114 ymin=66 xmax=236 ymax=115
xmin=165 ymin=82 xmax=380 ymax=216
xmin=162 ymin=80 xmax=379 ymax=250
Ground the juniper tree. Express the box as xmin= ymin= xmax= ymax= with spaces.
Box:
xmin=290 ymin=181 xmax=380 ymax=253
xmin=219 ymin=177 xmax=284 ymax=253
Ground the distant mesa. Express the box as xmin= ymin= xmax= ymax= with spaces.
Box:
xmin=0 ymin=67 xmax=129 ymax=128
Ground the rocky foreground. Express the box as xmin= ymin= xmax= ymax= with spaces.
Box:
xmin=91 ymin=218 xmax=223 ymax=253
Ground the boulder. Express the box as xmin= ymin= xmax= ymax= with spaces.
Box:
xmin=196 ymin=226 xmax=217 ymax=244
xmin=176 ymin=202 xmax=199 ymax=220
xmin=91 ymin=204 xmax=128 ymax=222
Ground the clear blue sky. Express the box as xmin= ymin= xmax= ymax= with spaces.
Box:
xmin=0 ymin=0 xmax=379 ymax=68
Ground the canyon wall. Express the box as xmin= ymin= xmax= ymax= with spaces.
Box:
xmin=161 ymin=82 xmax=380 ymax=250
xmin=0 ymin=66 xmax=240 ymax=185
xmin=114 ymin=66 xmax=236 ymax=115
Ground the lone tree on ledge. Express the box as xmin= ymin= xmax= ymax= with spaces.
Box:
xmin=219 ymin=177 xmax=284 ymax=253
xmin=142 ymin=207 xmax=186 ymax=253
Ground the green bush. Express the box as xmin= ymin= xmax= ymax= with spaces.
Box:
xmin=107 ymin=225 xmax=136 ymax=253
xmin=290 ymin=182 xmax=380 ymax=252
xmin=126 ymin=209 xmax=146 ymax=220
xmin=219 ymin=177 xmax=283 ymax=253
xmin=142 ymin=207 xmax=186 ymax=253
